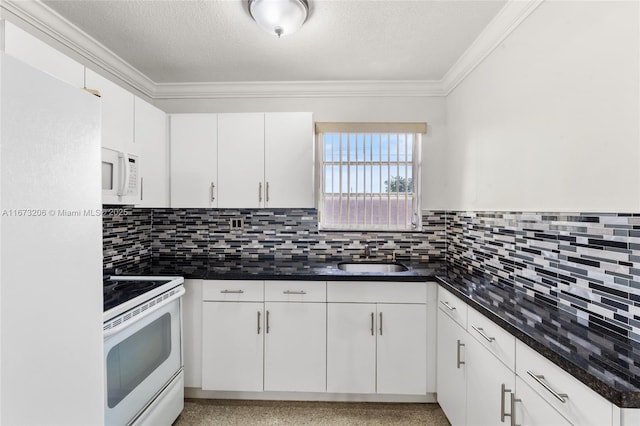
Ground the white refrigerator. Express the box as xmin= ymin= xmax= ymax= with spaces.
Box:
xmin=0 ymin=53 xmax=104 ymax=424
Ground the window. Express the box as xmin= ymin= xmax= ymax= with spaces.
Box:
xmin=316 ymin=122 xmax=425 ymax=231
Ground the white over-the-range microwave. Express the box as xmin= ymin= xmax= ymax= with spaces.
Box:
xmin=102 ymin=147 xmax=139 ymax=205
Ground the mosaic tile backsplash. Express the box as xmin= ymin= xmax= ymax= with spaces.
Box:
xmin=103 ymin=207 xmax=446 ymax=269
xmin=447 ymin=211 xmax=640 ymax=342
xmin=103 ymin=207 xmax=640 ymax=341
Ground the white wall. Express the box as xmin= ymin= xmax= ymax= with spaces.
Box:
xmin=445 ymin=0 xmax=640 ymax=212
xmin=155 ymin=96 xmax=449 ymax=210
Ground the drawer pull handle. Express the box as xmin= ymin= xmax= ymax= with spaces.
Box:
xmin=221 ymin=289 xmax=244 ymax=294
xmin=283 ymin=290 xmax=306 ymax=295
xmin=472 ymin=325 xmax=496 ymax=342
xmin=257 ymin=311 xmax=261 ymax=334
xmin=526 ymin=370 xmax=568 ymax=403
xmin=501 ymin=383 xmax=513 ymax=422
xmin=370 ymin=312 xmax=375 ymax=336
xmin=379 ymin=312 xmax=383 ymax=336
xmin=266 ymin=310 xmax=270 ymax=334
xmin=510 ymin=393 xmax=521 ymax=426
xmin=440 ymin=300 xmax=456 ymax=311
xmin=456 ymin=339 xmax=465 ymax=368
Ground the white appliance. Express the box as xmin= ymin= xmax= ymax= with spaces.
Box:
xmin=102 ymin=147 xmax=139 ymax=205
xmin=103 ymin=276 xmax=186 ymax=426
xmin=0 ymin=54 xmax=104 ymax=423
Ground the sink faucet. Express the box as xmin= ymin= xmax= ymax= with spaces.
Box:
xmin=364 ymin=243 xmax=372 ymax=259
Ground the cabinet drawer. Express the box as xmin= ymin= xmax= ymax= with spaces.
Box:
xmin=327 ymin=281 xmax=426 ymax=303
xmin=202 ymin=280 xmax=264 ymax=302
xmin=516 ymin=340 xmax=612 ymax=426
xmin=265 ymin=281 xmax=326 ymax=302
xmin=467 ymin=307 xmax=515 ymax=371
xmin=438 ymin=287 xmax=467 ymax=327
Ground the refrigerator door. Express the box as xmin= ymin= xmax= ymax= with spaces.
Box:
xmin=0 ymin=53 xmax=103 ymax=425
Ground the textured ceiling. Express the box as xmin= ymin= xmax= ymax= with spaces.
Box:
xmin=43 ymin=0 xmax=507 ymax=83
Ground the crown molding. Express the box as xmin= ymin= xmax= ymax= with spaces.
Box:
xmin=0 ymin=0 xmax=156 ymax=97
xmin=441 ymin=0 xmax=544 ymax=95
xmin=153 ymin=80 xmax=446 ymax=99
xmin=1 ymin=0 xmax=542 ymax=100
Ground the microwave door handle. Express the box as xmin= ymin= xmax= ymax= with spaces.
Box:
xmin=103 ymin=286 xmax=186 ymax=338
xmin=119 ymin=152 xmax=130 ymax=196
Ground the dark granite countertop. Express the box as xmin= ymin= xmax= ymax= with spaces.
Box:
xmin=110 ymin=256 xmax=445 ymax=282
xmin=107 ymin=256 xmax=640 ymax=408
xmin=437 ymin=268 xmax=640 ymax=408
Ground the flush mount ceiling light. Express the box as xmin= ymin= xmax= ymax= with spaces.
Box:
xmin=249 ymin=0 xmax=309 ymax=38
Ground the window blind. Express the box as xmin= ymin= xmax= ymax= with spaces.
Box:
xmin=316 ymin=123 xmax=425 ymax=231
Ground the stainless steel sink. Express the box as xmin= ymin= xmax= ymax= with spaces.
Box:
xmin=337 ymin=262 xmax=409 ymax=273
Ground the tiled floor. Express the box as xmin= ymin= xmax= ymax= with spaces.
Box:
xmin=174 ymin=399 xmax=450 ymax=425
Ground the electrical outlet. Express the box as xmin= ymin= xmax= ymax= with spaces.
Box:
xmin=230 ymin=218 xmax=243 ymax=229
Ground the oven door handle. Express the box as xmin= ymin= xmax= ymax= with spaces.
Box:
xmin=103 ymin=286 xmax=185 ymax=338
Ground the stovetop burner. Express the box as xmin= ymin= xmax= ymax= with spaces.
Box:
xmin=103 ymin=276 xmax=181 ymax=319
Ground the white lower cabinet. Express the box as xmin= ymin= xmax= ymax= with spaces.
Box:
xmin=326 ymin=281 xmax=428 ymax=396
xmin=326 ymin=303 xmax=377 ymax=394
xmin=377 ymin=303 xmax=427 ymax=395
xmin=466 ymin=335 xmax=516 ymax=426
xmin=437 ymin=302 xmax=468 ymax=426
xmin=202 ymin=301 xmax=264 ymax=392
xmin=513 ymin=376 xmax=571 ymax=426
xmin=437 ymin=286 xmax=615 ymax=426
xmin=264 ymin=301 xmax=326 ymax=392
xmin=201 ymin=280 xmax=327 ymax=393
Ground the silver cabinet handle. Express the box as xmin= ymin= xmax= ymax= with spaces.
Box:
xmin=501 ymin=384 xmax=513 ymax=422
xmin=266 ymin=181 xmax=270 ymax=203
xmin=283 ymin=290 xmax=306 ymax=295
xmin=370 ymin=312 xmax=375 ymax=336
xmin=456 ymin=339 xmax=465 ymax=368
xmin=140 ymin=177 xmax=144 ymax=201
xmin=220 ymin=289 xmax=244 ymax=294
xmin=379 ymin=312 xmax=383 ymax=335
xmin=210 ymin=182 xmax=215 ymax=202
xmin=258 ymin=182 xmax=262 ymax=203
xmin=266 ymin=310 xmax=270 ymax=334
xmin=257 ymin=311 xmax=261 ymax=334
xmin=510 ymin=393 xmax=521 ymax=426
xmin=440 ymin=300 xmax=456 ymax=311
xmin=472 ymin=325 xmax=496 ymax=342
xmin=526 ymin=371 xmax=568 ymax=403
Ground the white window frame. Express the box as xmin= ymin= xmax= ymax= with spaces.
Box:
xmin=315 ymin=122 xmax=425 ymax=231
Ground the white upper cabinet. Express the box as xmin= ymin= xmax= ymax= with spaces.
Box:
xmin=169 ymin=114 xmax=218 ymax=208
xmin=217 ymin=113 xmax=265 ymax=208
xmin=264 ymin=112 xmax=314 ymax=208
xmin=85 ymin=68 xmax=136 ymax=154
xmin=4 ymin=21 xmax=84 ymax=88
xmin=135 ymin=97 xmax=169 ymax=207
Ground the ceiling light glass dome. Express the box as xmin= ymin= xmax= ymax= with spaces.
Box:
xmin=249 ymin=0 xmax=309 ymax=38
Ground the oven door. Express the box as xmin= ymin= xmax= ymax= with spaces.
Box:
xmin=104 ymin=293 xmax=183 ymax=426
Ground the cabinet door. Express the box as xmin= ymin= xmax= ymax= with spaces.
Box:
xmin=201 ymin=302 xmax=263 ymax=392
xmin=170 ymin=114 xmax=217 ymax=208
xmin=327 ymin=303 xmax=376 ymax=393
xmin=466 ymin=334 xmax=516 ymax=426
xmin=437 ymin=308 xmax=467 ymax=426
xmin=377 ymin=304 xmax=427 ymax=395
xmin=218 ymin=113 xmax=264 ymax=208
xmin=135 ymin=97 xmax=169 ymax=207
xmin=4 ymin=21 xmax=84 ymax=88
xmin=85 ymin=68 xmax=135 ymax=154
xmin=264 ymin=112 xmax=313 ymax=208
xmin=514 ymin=376 xmax=571 ymax=426
xmin=264 ymin=302 xmax=326 ymax=392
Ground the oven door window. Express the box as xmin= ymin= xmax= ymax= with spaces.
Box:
xmin=106 ymin=313 xmax=172 ymax=408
